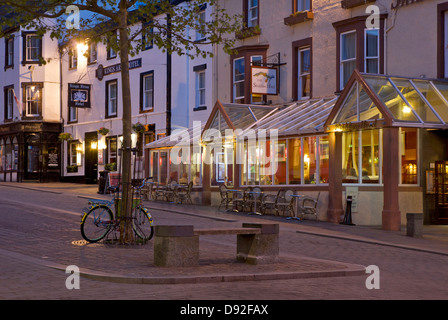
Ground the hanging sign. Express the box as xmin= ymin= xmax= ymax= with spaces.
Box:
xmin=68 ymin=83 xmax=91 ymax=108
xmin=251 ymin=66 xmax=278 ymax=95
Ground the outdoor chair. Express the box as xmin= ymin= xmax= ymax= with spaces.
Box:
xmin=153 ymin=184 xmax=166 ymax=201
xmin=163 ymin=181 xmax=178 ymax=202
xmin=176 ymin=181 xmax=193 ymax=204
xmin=218 ymin=184 xmax=232 ymax=210
xmin=300 ymin=192 xmax=320 ymax=216
xmin=261 ymin=189 xmax=283 ymax=215
xmin=275 ymin=189 xmax=295 ymax=216
xmin=233 ymin=187 xmax=252 ymax=212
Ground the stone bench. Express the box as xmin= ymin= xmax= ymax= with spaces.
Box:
xmin=153 ymin=223 xmax=279 ymax=267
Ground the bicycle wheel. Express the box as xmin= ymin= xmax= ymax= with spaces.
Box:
xmin=132 ymin=206 xmax=154 ymax=241
xmin=81 ymin=205 xmax=114 ymax=243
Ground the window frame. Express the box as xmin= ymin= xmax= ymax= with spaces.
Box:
xmin=105 ymin=79 xmax=118 ymax=118
xmin=231 ymin=45 xmax=268 ymax=104
xmin=87 ymin=42 xmax=97 ymax=64
xmin=5 ymin=36 xmax=14 ymax=69
xmin=4 ymin=85 xmax=14 ymax=121
xmin=244 ymin=0 xmax=259 ymax=28
xmin=140 ymin=71 xmax=154 ymax=113
xmin=333 ymin=15 xmax=386 ymax=92
xmin=21 ymin=82 xmax=43 ymax=119
xmin=21 ymin=32 xmax=42 ymax=65
xmin=364 ymin=28 xmax=380 ymax=74
xmin=292 ymin=38 xmax=312 ymax=101
xmin=293 ymin=0 xmax=311 ymax=13
xmin=68 ymin=46 xmax=78 ymax=70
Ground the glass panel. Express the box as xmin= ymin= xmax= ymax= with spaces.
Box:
xmin=288 ymin=138 xmax=301 ymax=184
xmin=364 ymin=76 xmax=419 ymax=122
xmin=333 ymin=82 xmax=358 ymax=123
xmin=303 ymin=136 xmax=317 ymax=184
xmin=390 ymin=78 xmax=441 ymax=123
xmin=259 ymin=139 xmax=272 ymax=185
xmin=413 ymin=80 xmax=448 ymax=123
xmin=319 ymin=136 xmax=329 ymax=183
xmin=342 ymin=131 xmax=359 ymax=183
xmin=401 ymin=128 xmax=418 ymax=184
xmin=358 ymin=86 xmax=383 ymax=121
xmin=151 ymin=151 xmax=159 ymax=183
xmin=361 ymin=130 xmax=380 ymax=183
xmin=191 ymin=147 xmax=202 ymax=186
xmin=273 ymin=140 xmax=287 ymax=185
xmin=159 ymin=151 xmax=168 ymax=184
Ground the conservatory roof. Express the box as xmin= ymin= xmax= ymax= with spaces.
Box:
xmin=325 ymin=70 xmax=448 ymax=131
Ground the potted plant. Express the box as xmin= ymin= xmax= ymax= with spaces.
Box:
xmin=98 ymin=127 xmax=110 ymax=136
xmin=132 ymin=122 xmax=145 ymax=134
xmin=58 ymin=132 xmax=73 ymax=141
xmin=104 ymin=162 xmax=117 ymax=171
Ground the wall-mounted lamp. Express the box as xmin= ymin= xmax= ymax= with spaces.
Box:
xmin=91 ymin=140 xmax=98 ymax=150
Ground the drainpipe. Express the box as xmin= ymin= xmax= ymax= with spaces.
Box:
xmin=59 ymin=47 xmax=64 ymax=180
xmin=166 ymin=14 xmax=172 ymax=137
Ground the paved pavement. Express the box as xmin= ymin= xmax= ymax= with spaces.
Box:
xmin=1 ymin=181 xmax=448 ymax=301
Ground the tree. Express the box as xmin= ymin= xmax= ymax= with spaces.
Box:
xmin=0 ymin=0 xmax=245 ymax=243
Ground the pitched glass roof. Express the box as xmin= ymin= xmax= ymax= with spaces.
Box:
xmin=328 ymin=71 xmax=448 ymax=129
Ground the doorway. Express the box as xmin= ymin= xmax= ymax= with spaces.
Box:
xmin=25 ymin=134 xmax=40 ymax=181
xmin=435 ymin=161 xmax=448 ymax=224
xmin=85 ymin=131 xmax=98 ymax=184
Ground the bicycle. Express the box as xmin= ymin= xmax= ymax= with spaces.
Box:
xmin=80 ymin=178 xmax=154 ymax=243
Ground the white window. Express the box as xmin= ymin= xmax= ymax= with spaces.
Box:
xmin=298 ymin=47 xmax=311 ymax=99
xmin=295 ymin=0 xmax=311 ymax=12
xmin=69 ymin=47 xmax=77 ymax=69
xmin=196 ymin=10 xmax=206 ymax=41
xmin=25 ymin=84 xmax=41 ymax=117
xmin=68 ymin=107 xmax=77 ymax=122
xmin=233 ymin=57 xmax=245 ymax=103
xmin=88 ymin=42 xmax=97 ymax=63
xmin=26 ymin=34 xmax=41 ymax=61
xmin=365 ymin=29 xmax=379 ymax=74
xmin=142 ymin=73 xmax=154 ymax=111
xmin=6 ymin=37 xmax=14 ymax=67
xmin=340 ymin=31 xmax=356 ymax=90
xmin=196 ymin=70 xmax=206 ymax=109
xmin=6 ymin=88 xmax=14 ymax=120
xmin=107 ymin=81 xmax=117 ymax=117
xmin=251 ymin=55 xmax=263 ymax=104
xmin=247 ymin=0 xmax=259 ymax=28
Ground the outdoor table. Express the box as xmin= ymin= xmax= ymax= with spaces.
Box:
xmin=247 ymin=190 xmax=264 ymax=215
xmin=226 ymin=189 xmax=243 ymax=212
xmin=289 ymin=194 xmax=305 ymax=220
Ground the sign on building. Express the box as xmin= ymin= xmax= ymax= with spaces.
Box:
xmin=251 ymin=66 xmax=278 ymax=95
xmin=68 ymin=83 xmax=91 ymax=108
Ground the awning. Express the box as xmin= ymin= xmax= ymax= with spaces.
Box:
xmin=326 ymin=70 xmax=448 ymax=131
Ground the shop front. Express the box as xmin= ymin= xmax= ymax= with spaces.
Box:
xmin=325 ymin=70 xmax=448 ymax=228
xmin=0 ymin=121 xmax=61 ymax=183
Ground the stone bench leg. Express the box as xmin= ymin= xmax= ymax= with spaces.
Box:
xmin=406 ymin=213 xmax=423 ymax=238
xmin=154 ymin=225 xmax=199 ymax=267
xmin=237 ymin=223 xmax=279 ymax=265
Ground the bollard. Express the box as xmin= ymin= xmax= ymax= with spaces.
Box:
xmin=341 ymin=196 xmax=355 ymax=225
xmin=406 ymin=213 xmax=423 ymax=238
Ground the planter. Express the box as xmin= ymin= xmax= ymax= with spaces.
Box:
xmin=58 ymin=132 xmax=73 ymax=141
xmin=284 ymin=11 xmax=314 ymax=26
xmin=98 ymin=127 xmax=110 ymax=136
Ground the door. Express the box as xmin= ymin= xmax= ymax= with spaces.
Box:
xmin=435 ymin=161 xmax=448 ymax=224
xmin=85 ymin=131 xmax=98 ymax=184
xmin=25 ymin=135 xmax=40 ymax=181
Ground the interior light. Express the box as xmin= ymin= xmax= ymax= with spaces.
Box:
xmin=402 ymin=106 xmax=412 ymax=114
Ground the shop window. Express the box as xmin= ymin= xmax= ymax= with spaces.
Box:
xmin=288 ymin=138 xmax=301 ymax=184
xmin=319 ymin=136 xmax=329 ymax=183
xmin=107 ymin=137 xmax=117 ymax=166
xmin=106 ymin=80 xmax=117 ymax=118
xmin=150 ymin=151 xmax=159 ymax=183
xmin=69 ymin=141 xmax=82 ymax=167
xmin=303 ymin=136 xmax=317 ymax=184
xmin=342 ymin=130 xmax=381 ymax=184
xmin=400 ymin=128 xmax=418 ymax=185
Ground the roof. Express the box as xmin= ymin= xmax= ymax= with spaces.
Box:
xmin=326 ymin=70 xmax=448 ymax=131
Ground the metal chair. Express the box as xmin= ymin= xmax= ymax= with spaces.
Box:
xmin=300 ymin=192 xmax=320 ymax=216
xmin=275 ymin=189 xmax=295 ymax=216
xmin=177 ymin=181 xmax=193 ymax=204
xmin=261 ymin=189 xmax=283 ymax=215
xmin=233 ymin=187 xmax=252 ymax=212
xmin=244 ymin=187 xmax=262 ymax=213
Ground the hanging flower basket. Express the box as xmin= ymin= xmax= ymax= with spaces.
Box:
xmin=58 ymin=132 xmax=73 ymax=141
xmin=98 ymin=127 xmax=110 ymax=136
xmin=132 ymin=122 xmax=145 ymax=134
